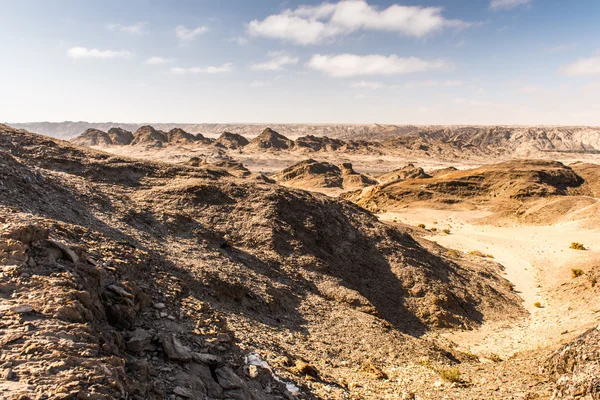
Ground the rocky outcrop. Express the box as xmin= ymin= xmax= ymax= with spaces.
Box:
xmin=167 ymin=128 xmax=197 ymax=144
xmin=108 ymin=127 xmax=134 ymax=145
xmin=71 ymin=128 xmax=112 ymax=146
xmin=544 ymin=325 xmax=600 ymax=399
xmin=131 ymin=125 xmax=168 ymax=146
xmin=244 ymin=128 xmax=294 ymax=151
xmin=377 ymin=164 xmax=430 ymax=185
xmin=294 ymin=135 xmax=345 ymax=152
xmin=214 ymin=131 xmax=249 ymax=149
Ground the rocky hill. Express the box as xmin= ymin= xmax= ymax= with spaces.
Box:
xmin=13 ymin=122 xmax=600 ymax=157
xmin=130 ymin=125 xmax=168 ymax=147
xmin=214 ymin=132 xmax=249 ymax=149
xmin=0 ymin=124 xmax=541 ymax=399
xmin=274 ymin=159 xmax=376 ymax=191
xmin=343 ymin=160 xmax=586 ymax=212
xmin=108 ymin=127 xmax=134 ymax=145
xmin=167 ymin=128 xmax=197 ymax=144
xmin=377 ymin=164 xmax=430 ymax=185
xmin=71 ymin=128 xmax=113 ymax=147
xmin=244 ymin=128 xmax=294 ymax=152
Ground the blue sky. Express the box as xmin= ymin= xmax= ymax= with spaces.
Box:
xmin=1 ymin=0 xmax=599 ymax=125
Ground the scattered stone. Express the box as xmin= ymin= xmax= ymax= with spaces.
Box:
xmin=153 ymin=302 xmax=166 ymax=310
xmin=127 ymin=329 xmax=153 ymax=353
xmin=161 ymin=334 xmax=192 ymax=362
xmin=215 ymin=366 xmax=245 ymax=390
xmin=9 ymin=304 xmax=33 ymax=314
xmin=173 ymin=386 xmax=194 ymax=398
xmin=192 ymin=352 xmax=220 ymax=365
xmin=108 ymin=284 xmax=134 ymax=299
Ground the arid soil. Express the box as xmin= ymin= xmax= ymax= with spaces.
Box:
xmin=2 ymin=124 xmax=600 ymax=399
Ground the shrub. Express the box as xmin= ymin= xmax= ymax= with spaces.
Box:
xmin=430 ymin=227 xmax=437 ymax=232
xmin=570 ymin=242 xmax=586 ymax=250
xmin=534 ymin=301 xmax=542 ymax=308
xmin=446 ymin=249 xmax=461 ymax=258
xmin=442 ymin=229 xmax=451 ymax=235
xmin=571 ymin=268 xmax=585 ymax=279
xmin=359 ymin=362 xmax=388 ymax=380
xmin=294 ymin=360 xmax=319 ymax=378
xmin=468 ymin=250 xmax=494 ymax=259
xmin=438 ymin=367 xmax=461 ymax=383
xmin=488 ymin=353 xmax=503 ymax=363
xmin=418 ymin=224 xmax=426 ymax=229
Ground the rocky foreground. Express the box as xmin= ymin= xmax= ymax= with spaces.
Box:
xmin=0 ymin=124 xmax=599 ymax=399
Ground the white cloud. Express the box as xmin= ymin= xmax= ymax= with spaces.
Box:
xmin=307 ymin=54 xmax=450 ymax=77
xmin=351 ymin=81 xmax=384 ymax=89
xmin=175 ymin=25 xmax=209 ymax=42
xmin=250 ymin=51 xmax=299 ymax=71
xmin=169 ymin=63 xmax=234 ymax=75
xmin=247 ymin=0 xmax=472 ymax=45
xmin=561 ymin=56 xmax=600 ymax=76
xmin=517 ymin=86 xmax=544 ymax=94
xmin=145 ymin=56 xmax=172 ymax=65
xmin=250 ymin=80 xmax=272 ymax=87
xmin=108 ymin=22 xmax=147 ymax=34
xmin=67 ymin=47 xmax=131 ymax=59
xmin=405 ymin=80 xmax=463 ymax=88
xmin=490 ymin=0 xmax=532 ymax=10
xmin=229 ymin=36 xmax=249 ymax=46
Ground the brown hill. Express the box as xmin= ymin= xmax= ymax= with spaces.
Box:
xmin=339 ymin=162 xmax=377 ymax=189
xmin=0 ymin=123 xmax=526 ymax=399
xmin=294 ymin=135 xmax=345 ymax=152
xmin=245 ymin=128 xmax=294 ymax=151
xmin=70 ymin=128 xmax=112 ymax=146
xmin=194 ymin=133 xmax=214 ymax=145
xmin=377 ymin=164 xmax=430 ymax=185
xmin=571 ymin=162 xmax=600 ymax=198
xmin=343 ymin=160 xmax=585 ymax=212
xmin=107 ymin=127 xmax=134 ymax=145
xmin=274 ymin=159 xmax=376 ymax=190
xmin=214 ymin=131 xmax=249 ymax=149
xmin=167 ymin=128 xmax=197 ymax=144
xmin=274 ymin=159 xmax=343 ymax=189
xmin=429 ymin=166 xmax=459 ymax=177
xmin=131 ymin=125 xmax=168 ymax=146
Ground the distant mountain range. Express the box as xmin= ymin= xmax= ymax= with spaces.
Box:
xmin=8 ymin=121 xmax=600 ymax=157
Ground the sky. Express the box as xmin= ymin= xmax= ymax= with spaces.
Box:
xmin=1 ymin=0 xmax=600 ymax=125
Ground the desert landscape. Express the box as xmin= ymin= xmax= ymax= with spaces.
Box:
xmin=1 ymin=121 xmax=599 ymax=399
xmin=3 ymin=0 xmax=600 ymax=398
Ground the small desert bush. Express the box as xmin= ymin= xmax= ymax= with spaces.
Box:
xmin=488 ymin=353 xmax=503 ymax=363
xmin=359 ymin=362 xmax=388 ymax=380
xmin=468 ymin=250 xmax=495 ymax=259
xmin=442 ymin=228 xmax=451 ymax=235
xmin=430 ymin=227 xmax=437 ymax=232
xmin=418 ymin=223 xmax=426 ymax=229
xmin=502 ymin=281 xmax=515 ymax=292
xmin=446 ymin=249 xmax=461 ymax=258
xmin=438 ymin=367 xmax=461 ymax=383
xmin=571 ymin=268 xmax=585 ymax=279
xmin=534 ymin=301 xmax=542 ymax=308
xmin=570 ymin=242 xmax=586 ymax=250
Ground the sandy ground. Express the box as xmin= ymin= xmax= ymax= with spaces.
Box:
xmin=379 ymin=209 xmax=600 ymax=358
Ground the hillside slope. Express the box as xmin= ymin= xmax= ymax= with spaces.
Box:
xmin=0 ymin=124 xmax=531 ymax=399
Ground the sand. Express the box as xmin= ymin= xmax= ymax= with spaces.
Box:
xmin=379 ymin=209 xmax=600 ymax=358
